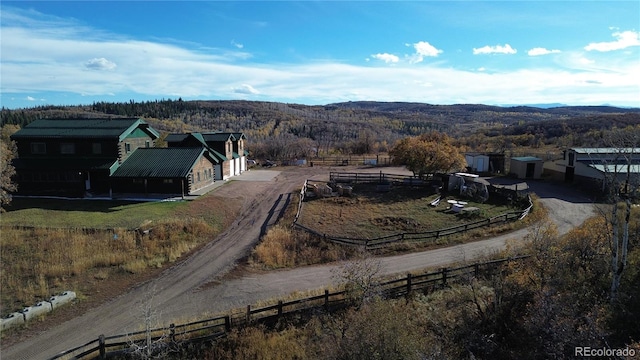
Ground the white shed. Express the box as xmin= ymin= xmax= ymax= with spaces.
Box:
xmin=465 ymin=153 xmax=490 ymax=173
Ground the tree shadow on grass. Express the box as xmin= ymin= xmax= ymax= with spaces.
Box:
xmin=5 ymin=197 xmax=145 ymax=213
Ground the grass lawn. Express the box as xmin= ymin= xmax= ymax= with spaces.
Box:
xmin=298 ymin=184 xmax=517 ymax=240
xmin=2 ymin=198 xmax=186 ymax=229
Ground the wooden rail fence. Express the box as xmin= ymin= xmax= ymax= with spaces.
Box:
xmin=48 ymin=256 xmax=528 ymax=360
xmin=329 ymin=171 xmax=435 ymax=185
xmin=306 ymin=155 xmax=392 ymax=167
xmin=294 ymin=173 xmax=533 ymax=250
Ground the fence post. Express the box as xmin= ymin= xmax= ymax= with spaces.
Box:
xmin=277 ymin=300 xmax=283 ymax=317
xmin=441 ymin=268 xmax=448 ymax=286
xmin=246 ymin=305 xmax=251 ymax=323
xmin=98 ymin=334 xmax=106 ymax=359
xmin=225 ymin=315 xmax=231 ymax=332
xmin=406 ymin=273 xmax=412 ymax=296
xmin=170 ymin=323 xmax=176 ymax=343
xmin=324 ymin=289 xmax=329 ymax=311
xmin=474 ymin=264 xmax=480 ymax=278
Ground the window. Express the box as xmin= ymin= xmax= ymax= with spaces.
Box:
xmin=92 ymin=143 xmax=102 ymax=154
xmin=163 ymin=179 xmax=174 ymax=184
xmin=60 ymin=143 xmax=75 ymax=154
xmin=145 ymin=140 xmax=150 ymax=148
xmin=125 ymin=143 xmax=131 ymax=153
xmin=31 ymin=142 xmax=46 ymax=154
xmin=197 ymin=171 xmax=201 ymax=182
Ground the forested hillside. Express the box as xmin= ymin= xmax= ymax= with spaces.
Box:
xmin=2 ymin=100 xmax=639 ymax=159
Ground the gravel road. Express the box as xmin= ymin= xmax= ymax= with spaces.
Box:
xmin=1 ymin=167 xmax=596 ymax=360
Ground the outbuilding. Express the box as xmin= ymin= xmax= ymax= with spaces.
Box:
xmin=510 ymin=156 xmax=543 ymax=179
xmin=465 ymin=153 xmax=490 ymax=173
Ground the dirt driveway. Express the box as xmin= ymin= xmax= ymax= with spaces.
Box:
xmin=1 ymin=166 xmax=596 ymax=360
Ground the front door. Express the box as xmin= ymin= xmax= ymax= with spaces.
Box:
xmin=525 ymin=163 xmax=535 ymax=178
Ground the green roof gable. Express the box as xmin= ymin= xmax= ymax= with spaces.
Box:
xmin=112 ymin=147 xmax=217 ymax=178
xmin=11 ymin=118 xmax=160 ymax=141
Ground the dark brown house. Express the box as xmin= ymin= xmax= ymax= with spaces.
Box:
xmin=11 ymin=118 xmax=160 ymax=196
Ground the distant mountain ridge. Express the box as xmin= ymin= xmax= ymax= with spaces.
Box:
xmin=325 ymin=101 xmax=639 ymax=115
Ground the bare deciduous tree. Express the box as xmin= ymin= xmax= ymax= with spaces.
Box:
xmin=127 ymin=284 xmax=174 ymax=359
xmin=597 ymin=128 xmax=639 ymax=302
xmin=332 ymin=247 xmax=384 ymax=307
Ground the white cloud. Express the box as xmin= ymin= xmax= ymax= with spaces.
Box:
xmin=585 ymin=30 xmax=640 ymax=52
xmin=407 ymin=41 xmax=442 ymax=63
xmin=371 ymin=53 xmax=399 ymax=63
xmin=85 ymin=57 xmax=117 ymax=70
xmin=473 ymin=44 xmax=517 ymax=55
xmin=231 ymin=40 xmax=244 ymax=49
xmin=578 ymin=57 xmax=595 ymax=65
xmin=233 ymin=84 xmax=259 ymax=94
xmin=528 ymin=47 xmax=561 ymax=56
xmin=1 ymin=7 xmax=638 ymax=108
xmin=26 ymin=96 xmax=36 ymax=101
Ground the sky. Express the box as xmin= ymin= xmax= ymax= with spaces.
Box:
xmin=1 ymin=1 xmax=639 ymax=109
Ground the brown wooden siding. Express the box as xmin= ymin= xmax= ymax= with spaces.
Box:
xmin=118 ymin=137 xmax=154 ymax=163
xmin=189 ymin=155 xmax=216 ymax=192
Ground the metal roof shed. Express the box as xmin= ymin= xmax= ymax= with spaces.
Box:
xmin=510 ymin=156 xmax=544 ymax=179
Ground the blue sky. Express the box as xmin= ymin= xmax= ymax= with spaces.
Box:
xmin=1 ymin=1 xmax=639 ymax=109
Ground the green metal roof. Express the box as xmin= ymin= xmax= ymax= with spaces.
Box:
xmin=231 ymin=132 xmax=246 ymax=140
xmin=11 ymin=118 xmax=159 ymax=140
xmin=208 ymin=148 xmax=228 ymax=161
xmin=165 ymin=134 xmax=190 ymax=143
xmin=166 ymin=132 xmax=234 ymax=161
xmin=201 ymin=133 xmax=236 ymax=142
xmin=166 ymin=132 xmax=243 ymax=144
xmin=112 ymin=147 xmax=217 ymax=178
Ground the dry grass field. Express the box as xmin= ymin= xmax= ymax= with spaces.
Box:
xmin=0 ymin=193 xmax=240 ymax=316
